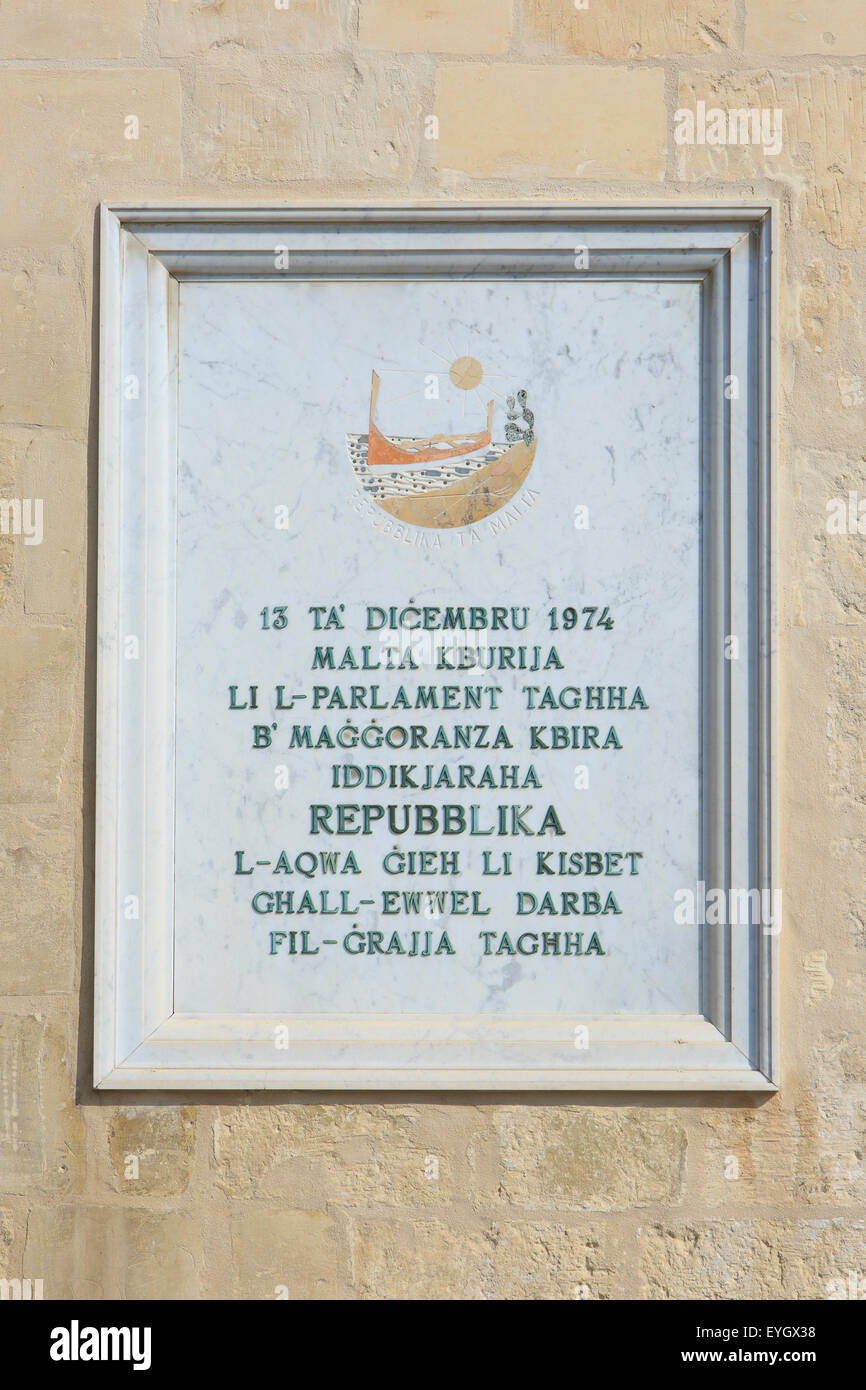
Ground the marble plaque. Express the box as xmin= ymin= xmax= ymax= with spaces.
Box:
xmin=95 ymin=206 xmax=776 ymax=1089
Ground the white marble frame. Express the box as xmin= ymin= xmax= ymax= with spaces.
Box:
xmin=95 ymin=204 xmax=777 ymax=1091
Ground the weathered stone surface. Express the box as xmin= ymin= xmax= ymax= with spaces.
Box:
xmin=790 ymin=447 xmax=866 ymax=626
xmin=24 ymin=1206 xmax=202 ymax=1299
xmin=0 ymin=443 xmax=16 ymax=611
xmin=231 ymin=1207 xmax=346 ymax=1299
xmin=640 ymin=1218 xmax=866 ymax=1298
xmin=0 ymin=814 xmax=76 ymax=993
xmin=796 ymin=258 xmax=859 ymax=358
xmin=213 ymin=1104 xmax=415 ymax=1193
xmin=826 ymin=836 xmax=866 ymax=964
xmin=17 ymin=431 xmax=86 ymax=617
xmin=0 ymin=1207 xmax=15 ymax=1275
xmin=780 ymin=630 xmax=832 ymax=813
xmin=675 ymin=70 xmax=866 ymax=247
xmin=523 ymin=0 xmax=732 ymax=56
xmin=212 ymin=1103 xmax=470 ymax=1207
xmin=0 ymin=628 xmax=76 ymax=803
xmin=827 ymin=635 xmax=866 ymax=811
xmin=699 ymin=1099 xmax=799 ymax=1206
xmin=746 ymin=0 xmax=866 ymax=55
xmin=0 ymin=276 xmax=88 ymax=429
xmin=495 ymin=1108 xmax=687 ymax=1210
xmin=0 ymin=1205 xmax=35 ymax=1296
xmin=795 ymin=1087 xmax=866 ymax=1206
xmin=350 ymin=1217 xmax=618 ymax=1299
xmin=0 ymin=0 xmax=146 ymax=58
xmin=156 ymin=0 xmax=340 ymax=55
xmin=360 ymin=0 xmax=512 ymax=53
xmin=108 ymin=1107 xmax=196 ymax=1196
xmin=0 ymin=424 xmax=86 ymax=616
xmin=813 ymin=1030 xmax=866 ymax=1088
xmin=0 ymin=1014 xmax=83 ymax=1195
xmin=188 ymin=57 xmax=421 ymax=185
xmin=784 ymin=253 xmax=866 ymax=455
xmin=0 ymin=70 xmax=181 ymax=247
xmin=435 ymin=63 xmax=666 ymax=180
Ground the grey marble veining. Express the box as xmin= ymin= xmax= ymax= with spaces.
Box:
xmin=172 ymin=278 xmax=701 ymax=1018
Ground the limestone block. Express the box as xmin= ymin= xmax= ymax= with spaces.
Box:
xmin=108 ymin=1107 xmax=196 ymax=1196
xmin=0 ymin=444 xmax=16 ymax=611
xmin=156 ymin=0 xmax=340 ymax=55
xmin=699 ymin=1099 xmax=799 ymax=1206
xmin=0 ymin=628 xmax=76 ymax=803
xmin=495 ymin=1107 xmax=687 ymax=1209
xmin=675 ymin=70 xmax=866 ymax=248
xmin=640 ymin=1217 xmax=866 ymax=1298
xmin=350 ymin=1217 xmax=618 ymax=1299
xmin=0 ymin=1013 xmax=83 ymax=1195
xmin=791 ymin=447 xmax=866 ymax=627
xmin=746 ymin=1 xmax=866 ymax=55
xmin=212 ymin=1103 xmax=466 ymax=1206
xmin=0 ymin=428 xmax=87 ymax=617
xmin=523 ymin=0 xmax=733 ymax=57
xmin=0 ymin=70 xmax=182 ymax=247
xmin=0 ymin=276 xmax=88 ymax=429
xmin=0 ymin=813 xmax=76 ymax=993
xmin=0 ymin=0 xmax=146 ymax=58
xmin=434 ymin=64 xmax=666 ymax=179
xmin=231 ymin=1207 xmax=346 ymax=1299
xmin=24 ymin=1206 xmax=202 ymax=1299
xmin=360 ymin=0 xmax=512 ymax=53
xmin=826 ymin=634 xmax=866 ymax=810
xmin=188 ymin=57 xmax=421 ymax=185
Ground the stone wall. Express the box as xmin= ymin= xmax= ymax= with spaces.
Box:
xmin=1 ymin=0 xmax=864 ymax=1299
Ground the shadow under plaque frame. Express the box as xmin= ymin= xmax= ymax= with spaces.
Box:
xmin=95 ymin=204 xmax=777 ymax=1090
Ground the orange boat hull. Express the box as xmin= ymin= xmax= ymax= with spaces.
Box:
xmin=367 ymin=369 xmax=494 ymax=469
xmin=377 ymin=437 xmax=537 ymax=530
